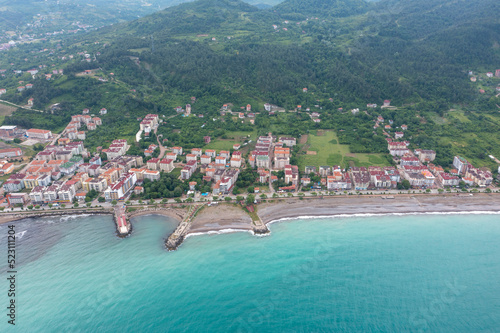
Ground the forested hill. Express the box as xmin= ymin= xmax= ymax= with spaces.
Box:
xmin=2 ymin=0 xmax=499 ymax=120
xmin=273 ymin=0 xmax=370 ymax=19
xmin=114 ymin=0 xmax=262 ymax=36
xmin=68 ymin=0 xmax=499 ymax=110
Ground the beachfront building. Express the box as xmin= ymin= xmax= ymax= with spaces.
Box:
xmin=465 ymin=167 xmax=493 ymax=187
xmin=349 ymin=167 xmax=370 ymax=190
xmin=104 ymin=172 xmax=137 ymax=201
xmin=453 ymin=156 xmax=469 ymax=175
xmin=437 ymin=172 xmax=460 ymax=187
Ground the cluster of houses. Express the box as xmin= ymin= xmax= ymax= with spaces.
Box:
xmin=451 ymin=156 xmax=493 ymax=187
xmin=246 ymin=134 xmax=300 ymax=191
xmin=389 ymin=137 xmax=493 ymax=188
xmin=374 ymin=115 xmax=407 ymax=137
xmin=1 ymin=98 xmax=496 ymax=208
xmin=162 ymin=146 xmax=243 ymax=195
xmin=2 ymin=138 xmax=155 ymax=205
xmin=0 ymin=67 xmax=67 ymax=99
xmin=301 ymin=165 xmax=399 ymax=191
xmin=2 ymin=141 xmax=87 ymax=205
xmin=219 ymin=103 xmax=256 ymax=122
xmin=60 ymin=113 xmax=103 ymax=141
xmin=470 ymin=69 xmax=500 ymax=81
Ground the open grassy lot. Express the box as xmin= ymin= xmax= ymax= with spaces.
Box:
xmin=0 ymin=102 xmax=17 ymax=117
xmin=298 ymin=130 xmax=390 ymax=170
xmin=447 ymin=110 xmax=471 ymax=123
xmin=204 ymin=130 xmax=256 ymax=151
xmin=204 ymin=140 xmax=239 ymax=151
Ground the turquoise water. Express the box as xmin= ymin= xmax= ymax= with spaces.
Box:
xmin=1 ymin=213 xmax=500 ymax=332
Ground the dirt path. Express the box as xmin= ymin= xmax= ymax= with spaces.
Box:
xmin=0 ymin=99 xmax=44 ymax=113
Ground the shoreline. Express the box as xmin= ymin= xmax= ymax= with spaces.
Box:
xmin=128 ymin=209 xmax=185 ymax=223
xmin=2 ymin=194 xmax=499 ymax=250
xmin=257 ymin=194 xmax=500 ymax=225
xmin=265 ymin=210 xmax=500 ymax=225
xmin=0 ymin=209 xmax=113 ymax=225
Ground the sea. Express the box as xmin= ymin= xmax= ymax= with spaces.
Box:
xmin=1 ymin=212 xmax=500 ymax=332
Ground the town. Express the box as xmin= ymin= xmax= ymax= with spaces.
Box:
xmin=0 ymin=101 xmax=498 ymax=212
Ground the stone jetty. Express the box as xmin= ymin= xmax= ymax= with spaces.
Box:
xmin=165 ymin=204 xmax=203 ymax=251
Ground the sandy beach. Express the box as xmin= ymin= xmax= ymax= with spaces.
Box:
xmin=188 ymin=204 xmax=253 ymax=234
xmin=257 ymin=194 xmax=500 ymax=224
xmin=128 ymin=208 xmax=186 ymax=222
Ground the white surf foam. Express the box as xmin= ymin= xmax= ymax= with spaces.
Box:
xmin=266 ymin=210 xmax=500 ymax=226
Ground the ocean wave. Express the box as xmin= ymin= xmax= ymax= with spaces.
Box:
xmin=186 ymin=228 xmax=253 ymax=239
xmin=15 ymin=230 xmax=27 ymax=239
xmin=59 ymin=214 xmax=93 ymax=222
xmin=266 ymin=210 xmax=500 ymax=225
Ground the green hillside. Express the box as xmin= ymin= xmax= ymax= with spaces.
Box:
xmin=1 ymin=0 xmax=500 ymax=169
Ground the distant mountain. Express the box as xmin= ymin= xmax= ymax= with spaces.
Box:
xmin=108 ymin=0 xmax=264 ymax=37
xmin=253 ymin=3 xmax=273 ymax=9
xmin=0 ymin=0 xmax=281 ymax=41
xmin=4 ymin=0 xmax=499 ymax=117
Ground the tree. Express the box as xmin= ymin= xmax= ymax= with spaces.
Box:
xmin=74 ymin=202 xmax=79 ymax=208
xmin=224 ymin=196 xmax=232 ymax=202
xmin=33 ymin=143 xmax=44 ymax=151
xmin=35 ymin=205 xmax=40 ymax=209
xmin=98 ymin=197 xmax=105 ymax=203
xmin=246 ymin=194 xmax=255 ymax=206
xmin=247 ymin=186 xmax=254 ymax=193
xmin=111 ymin=200 xmax=118 ymax=206
xmin=48 ymin=203 xmax=53 ymax=208
xmin=61 ymin=204 xmax=66 ymax=208
xmin=260 ymin=194 xmax=267 ymax=199
xmin=398 ymin=180 xmax=411 ymax=190
xmin=27 ymin=205 xmax=33 ymax=210
xmin=236 ymin=196 xmax=244 ymax=202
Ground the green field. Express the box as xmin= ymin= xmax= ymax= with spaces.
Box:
xmin=447 ymin=110 xmax=471 ymax=123
xmin=204 ymin=130 xmax=257 ymax=151
xmin=298 ymin=130 xmax=390 ymax=170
